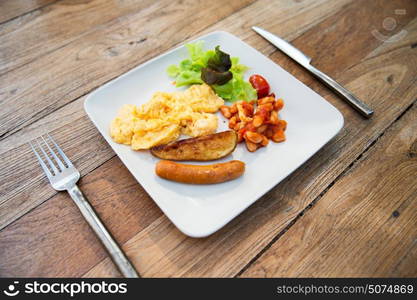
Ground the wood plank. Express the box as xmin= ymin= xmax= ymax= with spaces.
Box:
xmin=0 ymin=0 xmax=57 ymax=24
xmin=0 ymin=113 xmax=114 ymax=228
xmin=81 ymin=10 xmax=417 ymax=277
xmin=0 ymin=0 xmax=342 ymax=141
xmin=0 ymin=0 xmax=348 ymax=154
xmin=0 ymin=0 xmax=170 ymax=75
xmin=0 ymin=157 xmax=162 ymax=277
xmin=0 ymin=0 xmax=255 ymax=139
xmin=0 ymin=0 xmax=360 ymax=277
xmin=0 ymin=0 xmax=257 ymax=228
xmin=0 ymin=0 xmax=351 ymax=231
xmin=242 ymin=103 xmax=417 ymax=277
xmin=1 ymin=1 xmax=416 ymax=278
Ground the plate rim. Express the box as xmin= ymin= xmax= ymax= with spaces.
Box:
xmin=84 ymin=30 xmax=344 ymax=238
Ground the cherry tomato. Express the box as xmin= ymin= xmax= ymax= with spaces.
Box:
xmin=249 ymin=74 xmax=270 ymax=99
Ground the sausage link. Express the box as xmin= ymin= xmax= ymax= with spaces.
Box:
xmin=155 ymin=160 xmax=245 ymax=184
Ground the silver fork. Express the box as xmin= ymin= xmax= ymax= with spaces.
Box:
xmin=30 ymin=134 xmax=139 ymax=278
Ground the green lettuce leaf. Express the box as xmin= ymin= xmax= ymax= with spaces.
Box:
xmin=185 ymin=41 xmax=205 ymax=61
xmin=166 ymin=42 xmax=256 ymax=102
xmin=213 ymin=73 xmax=257 ymax=102
xmin=230 ymin=57 xmax=249 ymax=75
xmin=166 ymin=64 xmax=179 ymax=77
xmin=175 ymin=70 xmax=203 ymax=87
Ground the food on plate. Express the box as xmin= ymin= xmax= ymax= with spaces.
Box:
xmin=220 ymin=95 xmax=287 ymax=152
xmin=167 ymin=41 xmax=257 ymax=102
xmin=111 ymin=40 xmax=287 ymax=184
xmin=155 ymin=160 xmax=245 ymax=184
xmin=249 ymin=74 xmax=270 ymax=98
xmin=150 ymin=130 xmax=237 ymax=161
xmin=201 ymin=46 xmax=233 ymax=85
xmin=110 ymin=83 xmax=224 ymax=150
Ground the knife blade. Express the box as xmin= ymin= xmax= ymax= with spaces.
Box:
xmin=252 ymin=26 xmax=373 ymax=118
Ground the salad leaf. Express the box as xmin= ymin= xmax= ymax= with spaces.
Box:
xmin=201 ymin=67 xmax=233 ymax=85
xmin=185 ymin=41 xmax=205 ymax=61
xmin=212 ymin=73 xmax=257 ymax=102
xmin=167 ymin=42 xmax=257 ymax=102
xmin=166 ymin=64 xmax=179 ymax=77
xmin=175 ymin=70 xmax=203 ymax=87
xmin=201 ymin=45 xmax=233 ymax=85
xmin=230 ymin=57 xmax=249 ymax=74
xmin=207 ymin=46 xmax=232 ymax=72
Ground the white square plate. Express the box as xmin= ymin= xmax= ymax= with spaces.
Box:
xmin=85 ymin=31 xmax=343 ymax=238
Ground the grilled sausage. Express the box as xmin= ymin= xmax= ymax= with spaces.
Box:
xmin=155 ymin=160 xmax=245 ymax=184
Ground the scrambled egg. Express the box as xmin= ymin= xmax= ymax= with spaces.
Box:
xmin=110 ymin=84 xmax=224 ymax=150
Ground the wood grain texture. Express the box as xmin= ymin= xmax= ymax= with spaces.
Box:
xmin=0 ymin=0 xmax=356 ymax=278
xmin=81 ymin=2 xmax=417 ymax=277
xmin=0 ymin=158 xmax=162 ymax=277
xmin=0 ymin=0 xmax=346 ymax=153
xmin=0 ymin=0 xmax=416 ymax=278
xmin=0 ymin=0 xmax=161 ymax=75
xmin=242 ymin=103 xmax=417 ymax=277
xmin=0 ymin=0 xmax=359 ymax=277
xmin=0 ymin=0 xmax=351 ymax=231
xmin=0 ymin=0 xmax=255 ymax=139
xmin=0 ymin=0 xmax=57 ymax=24
xmin=0 ymin=0 xmax=256 ymax=230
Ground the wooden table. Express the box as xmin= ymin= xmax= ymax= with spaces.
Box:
xmin=0 ymin=0 xmax=416 ymax=278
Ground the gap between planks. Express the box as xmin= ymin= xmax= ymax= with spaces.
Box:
xmin=240 ymin=101 xmax=417 ymax=277
xmin=0 ymin=0 xmax=346 ymax=228
xmin=0 ymin=0 xmax=257 ymax=140
xmin=235 ymin=98 xmax=417 ymax=277
xmin=0 ymin=0 xmax=352 ymax=142
xmin=0 ymin=0 xmax=59 ymax=26
xmin=0 ymin=0 xmax=412 ymax=278
xmin=0 ymin=0 xmax=260 ymax=228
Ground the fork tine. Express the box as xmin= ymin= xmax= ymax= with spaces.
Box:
xmin=47 ymin=134 xmax=73 ymax=167
xmin=41 ymin=136 xmax=66 ymax=170
xmin=35 ymin=139 xmax=59 ymax=175
xmin=29 ymin=141 xmax=53 ymax=179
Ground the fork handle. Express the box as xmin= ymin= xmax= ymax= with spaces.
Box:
xmin=67 ymin=185 xmax=140 ymax=278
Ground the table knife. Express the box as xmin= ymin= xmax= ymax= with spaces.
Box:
xmin=252 ymin=26 xmax=373 ymax=118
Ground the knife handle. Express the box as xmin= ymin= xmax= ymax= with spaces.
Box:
xmin=308 ymin=65 xmax=374 ymax=118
